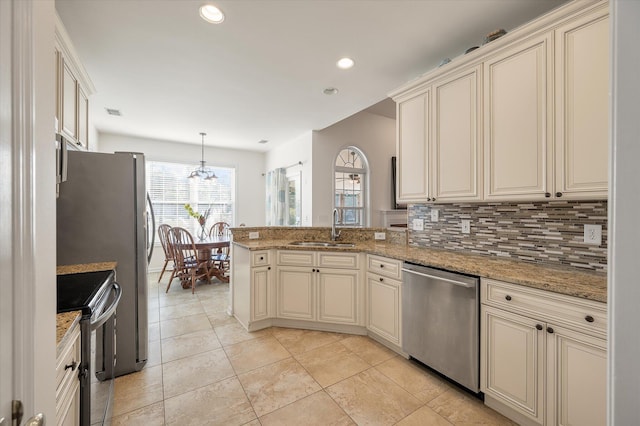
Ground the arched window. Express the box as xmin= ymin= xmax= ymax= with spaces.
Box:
xmin=334 ymin=147 xmax=368 ymax=227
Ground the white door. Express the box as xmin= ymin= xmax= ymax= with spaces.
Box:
xmin=1 ymin=0 xmax=57 ymax=423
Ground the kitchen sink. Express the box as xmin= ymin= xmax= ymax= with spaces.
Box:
xmin=289 ymin=241 xmax=355 ymax=248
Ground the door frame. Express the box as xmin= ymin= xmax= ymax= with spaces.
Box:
xmin=0 ymin=0 xmax=57 ymax=422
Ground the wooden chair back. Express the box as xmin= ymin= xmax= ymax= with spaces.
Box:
xmin=167 ymin=227 xmax=209 ymax=293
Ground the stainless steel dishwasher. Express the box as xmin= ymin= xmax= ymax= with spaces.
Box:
xmin=402 ymin=262 xmax=480 ymax=393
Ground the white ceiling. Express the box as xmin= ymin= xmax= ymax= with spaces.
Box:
xmin=55 ymin=0 xmax=567 ymax=152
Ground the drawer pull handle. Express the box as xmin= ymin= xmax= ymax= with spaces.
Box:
xmin=505 ymin=295 xmax=512 ymax=301
xmin=547 ymin=327 xmax=554 ymax=334
xmin=556 ymin=192 xmax=563 ymax=197
xmin=545 ymin=192 xmax=551 ymax=198
xmin=65 ymin=361 xmax=77 ymax=371
xmin=536 ymin=324 xmax=543 ymax=331
xmin=585 ymin=315 xmax=595 ymax=323
xmin=379 ymin=277 xmax=384 ymax=282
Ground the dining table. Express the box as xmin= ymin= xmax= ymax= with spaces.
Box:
xmin=184 ymin=235 xmax=231 ymax=286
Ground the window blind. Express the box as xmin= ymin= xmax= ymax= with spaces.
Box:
xmin=146 ymin=161 xmax=235 ymax=234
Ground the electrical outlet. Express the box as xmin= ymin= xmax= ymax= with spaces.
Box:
xmin=430 ymin=210 xmax=439 ymax=222
xmin=461 ymin=220 xmax=471 ymax=234
xmin=584 ymin=224 xmax=602 ymax=245
xmin=412 ymin=218 xmax=424 ymax=231
xmin=374 ymin=232 xmax=386 ymax=240
xmin=249 ymin=231 xmax=260 ymax=239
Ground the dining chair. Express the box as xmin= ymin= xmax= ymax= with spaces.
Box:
xmin=167 ymin=227 xmax=211 ymax=294
xmin=157 ymin=224 xmax=176 ymax=284
xmin=209 ymin=221 xmax=231 ymax=276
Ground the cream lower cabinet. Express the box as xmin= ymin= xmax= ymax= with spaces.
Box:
xmin=481 ymin=278 xmax=606 ymax=426
xmin=232 ymin=247 xmax=274 ymax=329
xmin=276 ymin=251 xmax=361 ymax=325
xmin=366 ymin=255 xmax=402 ymax=347
xmin=56 ymin=323 xmax=81 ymax=426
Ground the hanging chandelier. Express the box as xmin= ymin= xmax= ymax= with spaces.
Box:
xmin=188 ymin=132 xmax=217 ymax=181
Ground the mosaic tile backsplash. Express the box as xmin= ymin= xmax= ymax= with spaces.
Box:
xmin=408 ymin=201 xmax=607 ymax=272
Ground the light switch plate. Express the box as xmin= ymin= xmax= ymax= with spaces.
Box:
xmin=584 ymin=224 xmax=602 ymax=245
xmin=374 ymin=232 xmax=386 ymax=240
xmin=412 ymin=218 xmax=424 ymax=231
xmin=461 ymin=220 xmax=471 ymax=234
xmin=430 ymin=210 xmax=439 ymax=222
xmin=249 ymin=231 xmax=260 ymax=239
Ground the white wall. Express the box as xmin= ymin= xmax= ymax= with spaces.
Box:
xmin=265 ymin=131 xmax=313 ymax=226
xmin=609 ymin=0 xmax=640 ymax=423
xmin=98 ymin=133 xmax=266 ymax=269
xmin=311 ymin=110 xmax=396 ymax=227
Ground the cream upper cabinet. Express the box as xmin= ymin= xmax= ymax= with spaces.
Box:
xmin=60 ymin=59 xmax=78 ymax=142
xmin=484 ymin=33 xmax=553 ymax=201
xmin=396 ymin=90 xmax=430 ymax=203
xmin=55 ymin=14 xmax=95 ymax=150
xmin=554 ymin=6 xmax=609 ymax=199
xmin=432 ymin=65 xmax=483 ymax=201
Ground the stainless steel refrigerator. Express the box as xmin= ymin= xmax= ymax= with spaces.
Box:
xmin=57 ymin=150 xmax=148 ymax=377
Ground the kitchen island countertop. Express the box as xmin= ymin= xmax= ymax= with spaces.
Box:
xmin=233 ymin=240 xmax=607 ymax=303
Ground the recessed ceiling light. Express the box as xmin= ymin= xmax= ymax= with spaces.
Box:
xmin=199 ymin=4 xmax=225 ymax=24
xmin=336 ymin=57 xmax=355 ymax=69
xmin=323 ymin=87 xmax=339 ymax=95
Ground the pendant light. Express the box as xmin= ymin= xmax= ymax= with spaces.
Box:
xmin=188 ymin=132 xmax=217 ymax=181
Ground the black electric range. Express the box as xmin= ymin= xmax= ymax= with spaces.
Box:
xmin=56 ymin=269 xmax=121 ymax=425
xmin=56 ymin=270 xmax=115 ymax=315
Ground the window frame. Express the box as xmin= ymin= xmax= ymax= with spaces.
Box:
xmin=333 ymin=147 xmax=369 ymax=228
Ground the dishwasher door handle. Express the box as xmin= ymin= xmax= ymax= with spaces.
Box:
xmin=402 ymin=268 xmax=476 ymax=288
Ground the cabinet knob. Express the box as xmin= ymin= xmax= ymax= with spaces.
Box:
xmin=312 ymin=268 xmax=316 ymax=272
xmin=267 ymin=267 xmax=271 ymax=270
xmin=556 ymin=192 xmax=563 ymax=197
xmin=547 ymin=327 xmax=554 ymax=334
xmin=316 ymin=269 xmax=320 ymax=273
xmin=64 ymin=360 xmax=77 ymax=371
xmin=427 ymin=197 xmax=431 ymax=201
xmin=536 ymin=324 xmax=543 ymax=331
xmin=260 ymin=257 xmax=264 ymax=260
xmin=505 ymin=295 xmax=512 ymax=301
xmin=545 ymin=192 xmax=551 ymax=198
xmin=380 ymin=264 xmax=384 ymax=268
xmin=432 ymin=198 xmax=436 ymax=202
xmin=585 ymin=315 xmax=595 ymax=323
xmin=379 ymin=277 xmax=384 ymax=282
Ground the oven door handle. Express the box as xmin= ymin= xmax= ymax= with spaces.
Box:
xmin=91 ymin=282 xmax=122 ymax=329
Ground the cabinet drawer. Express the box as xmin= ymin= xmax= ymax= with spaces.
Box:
xmin=251 ymin=250 xmax=270 ymax=267
xmin=318 ymin=252 xmax=359 ymax=269
xmin=482 ymin=278 xmax=607 ymax=338
xmin=56 ymin=324 xmax=81 ymax=397
xmin=277 ymin=250 xmax=315 ymax=266
xmin=367 ymin=255 xmax=402 ymax=280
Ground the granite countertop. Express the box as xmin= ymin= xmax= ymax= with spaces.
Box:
xmin=233 ymin=240 xmax=607 ymax=303
xmin=56 ymin=261 xmax=118 ymax=349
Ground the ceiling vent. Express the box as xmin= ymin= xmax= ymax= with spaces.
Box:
xmin=258 ymin=139 xmax=269 ymax=144
xmin=105 ymin=108 xmax=122 ymax=116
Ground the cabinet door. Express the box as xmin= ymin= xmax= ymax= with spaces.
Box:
xmin=366 ymin=273 xmax=401 ymax=346
xmin=484 ymin=34 xmax=553 ymax=200
xmin=77 ymin=86 xmax=89 ymax=150
xmin=396 ymin=90 xmax=430 ymax=202
xmin=481 ymin=306 xmax=545 ymax=425
xmin=277 ymin=266 xmax=314 ymax=320
xmin=555 ymin=8 xmax=609 ymax=199
xmin=61 ymin=60 xmax=78 ymax=141
xmin=251 ymin=266 xmax=272 ymax=321
xmin=546 ymin=325 xmax=606 ymax=426
xmin=432 ymin=65 xmax=482 ymax=201
xmin=317 ymin=269 xmax=359 ymax=325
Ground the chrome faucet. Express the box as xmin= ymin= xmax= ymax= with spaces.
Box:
xmin=331 ymin=208 xmax=341 ymax=241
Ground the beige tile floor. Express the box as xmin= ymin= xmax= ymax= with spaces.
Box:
xmin=111 ymin=273 xmax=516 ymax=425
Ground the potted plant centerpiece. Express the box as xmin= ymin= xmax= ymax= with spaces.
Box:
xmin=184 ymin=203 xmax=211 ymax=240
